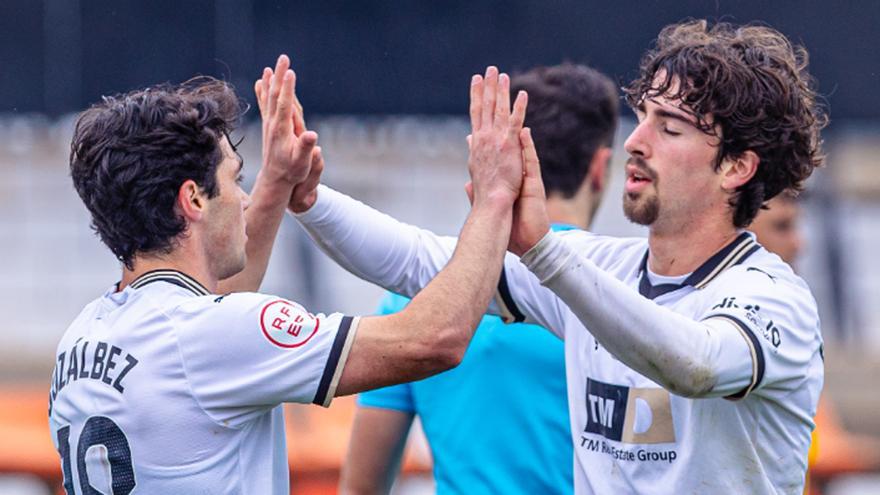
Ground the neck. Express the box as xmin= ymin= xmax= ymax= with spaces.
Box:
xmin=119 ymin=242 xmax=217 ymax=293
xmin=647 ymin=210 xmax=740 ymax=276
xmin=545 ymin=192 xmax=595 ymax=231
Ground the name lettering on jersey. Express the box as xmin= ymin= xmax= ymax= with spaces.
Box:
xmin=48 ymin=340 xmax=139 ymax=415
xmin=584 ymin=378 xmax=675 ymax=444
xmin=259 ymin=299 xmax=320 ymax=348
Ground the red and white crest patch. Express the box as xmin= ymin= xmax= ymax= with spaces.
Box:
xmin=259 ymin=299 xmax=320 ymax=348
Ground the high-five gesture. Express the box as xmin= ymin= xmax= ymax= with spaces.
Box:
xmin=468 ymin=67 xmax=528 ymax=208
xmin=509 ymin=128 xmax=551 ymax=256
xmin=217 ymin=55 xmax=322 ymax=292
xmin=254 ymin=54 xmax=319 ymax=188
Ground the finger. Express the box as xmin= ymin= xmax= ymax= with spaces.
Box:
xmin=466 ymin=134 xmax=472 ymax=150
xmin=293 ymin=130 xmax=319 ymax=161
xmin=508 ymin=91 xmax=528 ymax=143
xmin=300 ymin=145 xmax=324 ymax=191
xmin=274 ymin=69 xmax=296 ymax=136
xmin=254 ymin=78 xmax=265 ymax=117
xmin=292 ymin=93 xmax=306 ymax=136
xmin=520 ymin=127 xmax=542 ymax=182
xmin=464 ymin=180 xmax=474 ymax=206
xmin=291 ymin=145 xmax=325 ymax=205
xmin=494 ymin=73 xmax=511 ymax=130
xmin=269 ymin=54 xmax=290 ymax=117
xmin=260 ymin=67 xmax=272 ymax=115
xmin=469 ymin=74 xmax=483 ymax=132
xmin=481 ymin=66 xmax=498 ymax=131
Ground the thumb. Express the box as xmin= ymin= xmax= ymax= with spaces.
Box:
xmin=464 ymin=181 xmax=474 ymax=206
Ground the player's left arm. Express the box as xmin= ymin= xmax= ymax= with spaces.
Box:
xmin=218 ymin=54 xmax=320 ymax=293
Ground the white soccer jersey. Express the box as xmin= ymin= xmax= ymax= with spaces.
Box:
xmin=496 ymin=231 xmax=824 ymax=495
xmin=48 ymin=270 xmax=358 ymax=495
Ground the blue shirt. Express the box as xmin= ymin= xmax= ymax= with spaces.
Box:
xmin=358 ymin=225 xmax=575 ymax=495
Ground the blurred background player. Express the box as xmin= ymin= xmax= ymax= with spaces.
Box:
xmin=339 ymin=64 xmax=618 ymax=495
xmin=749 ymin=193 xmax=880 ymax=494
xmin=749 ymin=192 xmax=804 ymax=268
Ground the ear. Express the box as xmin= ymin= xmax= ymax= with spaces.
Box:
xmin=587 ymin=146 xmax=612 ymax=194
xmin=720 ymin=150 xmax=759 ymax=191
xmin=177 ymin=179 xmax=207 ymax=222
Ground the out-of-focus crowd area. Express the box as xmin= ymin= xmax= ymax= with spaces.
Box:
xmin=2 ymin=116 xmax=880 ymax=494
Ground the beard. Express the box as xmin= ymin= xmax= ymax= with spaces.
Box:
xmin=623 ymin=156 xmax=660 ymax=225
xmin=623 ymin=192 xmax=660 ymax=225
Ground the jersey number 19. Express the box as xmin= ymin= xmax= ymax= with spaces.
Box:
xmin=56 ymin=416 xmax=136 ymax=494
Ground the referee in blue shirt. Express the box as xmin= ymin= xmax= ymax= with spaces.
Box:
xmin=339 ymin=63 xmax=619 ymax=495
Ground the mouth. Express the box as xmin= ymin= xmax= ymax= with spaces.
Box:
xmin=625 ymin=159 xmax=654 ymax=194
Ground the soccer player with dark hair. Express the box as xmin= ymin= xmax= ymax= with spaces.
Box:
xmin=48 ymin=58 xmax=529 ymax=494
xmin=292 ymin=20 xmax=826 ymax=493
xmin=339 ymin=63 xmax=618 ymax=495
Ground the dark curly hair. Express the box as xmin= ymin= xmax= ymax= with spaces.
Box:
xmin=70 ymin=77 xmax=245 ymax=269
xmin=624 ymin=20 xmax=826 ymax=227
xmin=512 ymin=63 xmax=619 ymax=198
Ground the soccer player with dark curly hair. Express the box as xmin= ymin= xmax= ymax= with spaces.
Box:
xmin=48 ymin=57 xmax=530 ymax=494
xmin=291 ymin=20 xmax=826 ymax=493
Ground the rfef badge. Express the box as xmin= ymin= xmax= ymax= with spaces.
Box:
xmin=259 ymin=299 xmax=320 ymax=348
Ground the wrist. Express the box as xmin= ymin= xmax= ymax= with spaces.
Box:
xmin=520 ymin=231 xmax=570 ymax=284
xmin=472 ymin=190 xmax=516 ymax=211
xmin=289 ymin=188 xmax=319 ymax=214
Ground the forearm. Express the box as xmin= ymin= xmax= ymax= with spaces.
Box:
xmin=339 ymin=407 xmax=413 ymax=495
xmin=293 ymin=185 xmax=457 ymax=298
xmin=522 ymin=232 xmax=752 ymax=397
xmin=402 ymin=195 xmax=513 ymax=358
xmin=334 ymin=196 xmax=514 ymax=395
xmin=218 ymin=171 xmax=291 ymax=293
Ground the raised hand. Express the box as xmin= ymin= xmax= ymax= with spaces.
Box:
xmin=254 ymin=54 xmax=318 ymax=188
xmin=467 ymin=66 xmax=528 ymax=208
xmin=509 ymin=128 xmax=551 ymax=256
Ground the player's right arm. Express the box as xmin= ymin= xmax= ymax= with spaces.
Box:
xmin=334 ymin=68 xmax=527 ymax=395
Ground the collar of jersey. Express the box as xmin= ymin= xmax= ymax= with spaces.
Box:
xmin=127 ymin=269 xmax=211 ymax=297
xmin=637 ymin=231 xmax=760 ymax=300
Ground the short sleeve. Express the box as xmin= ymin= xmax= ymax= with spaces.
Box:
xmin=699 ymin=266 xmax=823 ymax=400
xmin=358 ymin=383 xmax=416 ymax=413
xmin=174 ymin=292 xmax=359 ymax=427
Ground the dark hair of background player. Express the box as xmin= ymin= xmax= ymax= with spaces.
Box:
xmin=512 ymin=63 xmax=619 ymax=198
xmin=624 ymin=19 xmax=827 ymax=227
xmin=70 ymin=77 xmax=244 ymax=270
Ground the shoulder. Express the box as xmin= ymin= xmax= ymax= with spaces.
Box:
xmin=703 ymin=249 xmax=820 ymax=348
xmin=712 ymin=250 xmax=817 ymax=317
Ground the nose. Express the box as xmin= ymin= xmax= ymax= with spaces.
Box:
xmin=624 ymin=120 xmax=651 ymax=158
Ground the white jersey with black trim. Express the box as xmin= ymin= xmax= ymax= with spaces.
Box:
xmin=497 ymin=231 xmax=824 ymax=495
xmin=47 ymin=270 xmax=358 ymax=495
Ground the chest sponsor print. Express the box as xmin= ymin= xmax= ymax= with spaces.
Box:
xmin=584 ymin=378 xmax=675 ymax=444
